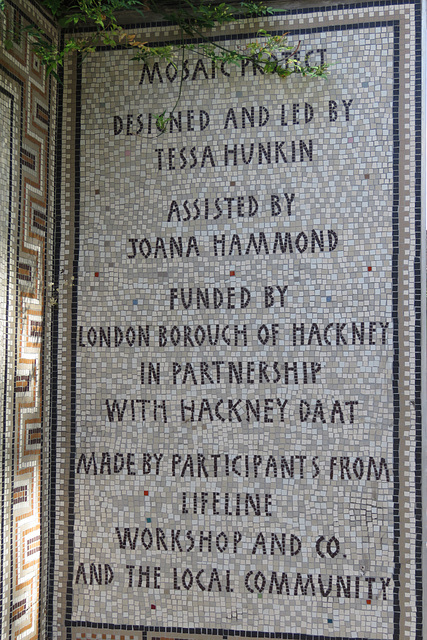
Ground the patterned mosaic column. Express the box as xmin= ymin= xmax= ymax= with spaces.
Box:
xmin=0 ymin=2 xmax=57 ymax=639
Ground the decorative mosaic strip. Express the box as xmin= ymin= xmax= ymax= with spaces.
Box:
xmin=0 ymin=2 xmax=57 ymax=640
xmin=53 ymin=2 xmax=422 ymax=640
xmin=75 ymin=633 xmax=138 ymax=640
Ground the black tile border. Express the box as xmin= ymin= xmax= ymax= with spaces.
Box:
xmin=412 ymin=0 xmax=423 ymax=636
xmin=63 ymin=53 xmax=83 ymax=640
xmin=38 ymin=66 xmax=53 ymax=640
xmin=61 ymin=0 xmax=417 ymax=35
xmin=46 ymin=25 xmax=64 ymax=640
xmin=391 ymin=19 xmax=401 ymax=640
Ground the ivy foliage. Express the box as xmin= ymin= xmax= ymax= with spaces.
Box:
xmin=1 ymin=0 xmax=330 ymax=82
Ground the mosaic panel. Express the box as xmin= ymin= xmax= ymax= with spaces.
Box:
xmin=53 ymin=2 xmax=422 ymax=640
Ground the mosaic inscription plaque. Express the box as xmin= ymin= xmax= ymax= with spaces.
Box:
xmin=54 ymin=2 xmax=422 ymax=639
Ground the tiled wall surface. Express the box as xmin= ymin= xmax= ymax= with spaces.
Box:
xmin=0 ymin=2 xmax=58 ymax=640
xmin=0 ymin=1 xmax=423 ymax=640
